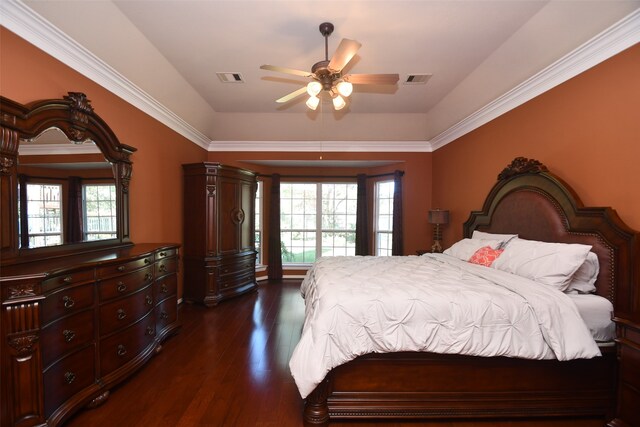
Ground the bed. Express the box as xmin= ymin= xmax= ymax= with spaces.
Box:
xmin=293 ymin=157 xmax=639 ymax=426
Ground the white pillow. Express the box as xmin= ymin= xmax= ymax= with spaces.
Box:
xmin=471 ymin=230 xmax=518 ymax=249
xmin=491 ymin=238 xmax=592 ymax=291
xmin=443 ymin=238 xmax=504 ymax=261
xmin=565 ymin=252 xmax=599 ymax=294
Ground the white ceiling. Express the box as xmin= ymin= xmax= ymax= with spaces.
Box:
xmin=7 ymin=0 xmax=640 ymax=147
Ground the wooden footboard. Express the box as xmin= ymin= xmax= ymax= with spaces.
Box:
xmin=303 ymin=348 xmax=616 ymax=426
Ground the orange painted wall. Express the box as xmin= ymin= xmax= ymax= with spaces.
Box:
xmin=209 ymin=151 xmax=433 ymax=271
xmin=433 ymin=44 xmax=640 ymax=249
xmin=1 ymin=28 xmax=208 ymax=294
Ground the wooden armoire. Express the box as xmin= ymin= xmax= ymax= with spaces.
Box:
xmin=182 ymin=163 xmax=258 ymax=306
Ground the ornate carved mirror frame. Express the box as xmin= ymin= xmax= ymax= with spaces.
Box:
xmin=0 ymin=92 xmax=136 ymax=265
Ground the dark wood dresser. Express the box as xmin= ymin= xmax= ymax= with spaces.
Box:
xmin=182 ymin=163 xmax=257 ymax=306
xmin=1 ymin=243 xmax=180 ymax=427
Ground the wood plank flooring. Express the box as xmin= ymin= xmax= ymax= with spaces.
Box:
xmin=65 ymin=279 xmax=603 ymax=427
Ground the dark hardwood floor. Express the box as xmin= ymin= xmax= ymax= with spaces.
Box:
xmin=65 ymin=279 xmax=604 ymax=427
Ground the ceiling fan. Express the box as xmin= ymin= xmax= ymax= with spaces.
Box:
xmin=260 ymin=22 xmax=399 ymax=111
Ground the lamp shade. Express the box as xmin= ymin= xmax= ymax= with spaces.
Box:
xmin=336 ymin=81 xmax=353 ymax=97
xmin=428 ymin=209 xmax=449 ymax=225
xmin=306 ymin=81 xmax=322 ymax=97
xmin=306 ymin=95 xmax=320 ymax=110
xmin=332 ymin=94 xmax=346 ymax=110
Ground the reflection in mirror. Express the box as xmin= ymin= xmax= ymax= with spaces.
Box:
xmin=17 ymin=127 xmax=116 ymax=248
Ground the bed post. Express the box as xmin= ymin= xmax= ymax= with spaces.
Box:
xmin=303 ymin=378 xmax=330 ymax=426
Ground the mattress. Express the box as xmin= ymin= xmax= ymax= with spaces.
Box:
xmin=568 ymin=293 xmax=615 ymax=342
xmin=290 ymin=254 xmax=602 ymax=398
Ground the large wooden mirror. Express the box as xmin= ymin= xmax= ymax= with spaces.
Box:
xmin=0 ymin=92 xmax=136 ymax=265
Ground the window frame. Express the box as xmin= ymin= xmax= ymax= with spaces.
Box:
xmin=280 ymin=181 xmax=357 ymax=266
xmin=254 ymin=180 xmax=263 ymax=265
xmin=22 ymin=181 xmax=64 ymax=248
xmin=374 ymin=180 xmax=394 ymax=256
xmin=82 ymin=183 xmax=117 ymax=241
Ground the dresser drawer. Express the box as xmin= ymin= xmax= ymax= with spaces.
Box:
xmin=156 ymin=247 xmax=177 ymax=260
xmin=43 ymin=345 xmax=95 ymax=417
xmin=155 ymin=256 xmax=177 ymax=277
xmin=97 ymin=255 xmax=153 ymax=278
xmin=100 ymin=313 xmax=156 ymax=376
xmin=154 ymin=273 xmax=177 ymax=303
xmin=99 ymin=287 xmax=154 ymax=336
xmin=41 ymin=309 xmax=95 ymax=369
xmin=42 ymin=284 xmax=95 ymax=326
xmin=98 ymin=265 xmax=153 ymax=302
xmin=218 ymin=257 xmax=254 ymax=278
xmin=156 ymin=296 xmax=178 ymax=333
xmin=219 ymin=268 xmax=255 ymax=292
xmin=42 ymin=269 xmax=94 ymax=293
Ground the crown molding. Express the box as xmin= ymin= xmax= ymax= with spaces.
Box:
xmin=2 ymin=1 xmax=637 ymax=154
xmin=0 ymin=0 xmax=211 ymax=150
xmin=208 ymin=140 xmax=433 ymax=152
xmin=429 ymin=8 xmax=640 ymax=150
xmin=19 ymin=143 xmax=102 ymax=155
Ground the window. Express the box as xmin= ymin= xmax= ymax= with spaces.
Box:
xmin=24 ymin=183 xmax=63 ymax=248
xmin=280 ymin=182 xmax=357 ymax=264
xmin=255 ymin=181 xmax=262 ymax=264
xmin=374 ymin=180 xmax=394 ymax=256
xmin=83 ymin=184 xmax=117 ymax=240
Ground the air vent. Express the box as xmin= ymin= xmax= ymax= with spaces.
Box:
xmin=216 ymin=72 xmax=245 ymax=83
xmin=404 ymin=74 xmax=432 ymax=85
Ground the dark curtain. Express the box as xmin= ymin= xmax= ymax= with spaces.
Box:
xmin=18 ymin=174 xmax=28 ymax=248
xmin=267 ymin=174 xmax=283 ymax=280
xmin=66 ymin=176 xmax=84 ymax=243
xmin=392 ymin=170 xmax=404 ymax=256
xmin=355 ymin=173 xmax=369 ymax=255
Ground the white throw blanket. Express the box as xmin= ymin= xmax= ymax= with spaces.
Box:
xmin=289 ymin=254 xmax=601 ymax=398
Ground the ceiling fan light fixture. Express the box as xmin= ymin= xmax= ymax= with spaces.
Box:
xmin=306 ymin=95 xmax=320 ymax=110
xmin=336 ymin=81 xmax=353 ymax=97
xmin=332 ymin=94 xmax=346 ymax=111
xmin=306 ymin=81 xmax=322 ymax=97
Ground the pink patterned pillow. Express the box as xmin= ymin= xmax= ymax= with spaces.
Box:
xmin=468 ymin=246 xmax=504 ymax=267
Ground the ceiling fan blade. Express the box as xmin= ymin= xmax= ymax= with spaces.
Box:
xmin=345 ymin=74 xmax=400 ymax=85
xmin=260 ymin=64 xmax=312 ymax=78
xmin=276 ymin=87 xmax=308 ymax=103
xmin=328 ymin=38 xmax=362 ymax=73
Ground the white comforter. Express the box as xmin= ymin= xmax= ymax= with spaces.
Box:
xmin=289 ymin=254 xmax=601 ymax=398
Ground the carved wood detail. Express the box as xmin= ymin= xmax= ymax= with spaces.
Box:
xmin=497 ymin=156 xmax=548 ymax=180
xmin=8 ymin=283 xmax=38 ymax=298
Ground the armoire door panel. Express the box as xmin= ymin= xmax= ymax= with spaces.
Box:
xmin=182 ymin=163 xmax=257 ymax=307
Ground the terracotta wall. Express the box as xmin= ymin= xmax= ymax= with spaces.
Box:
xmin=433 ymin=44 xmax=640 ymax=248
xmin=1 ymin=28 xmax=208 ymax=294
xmin=209 ymin=151 xmax=433 ymax=275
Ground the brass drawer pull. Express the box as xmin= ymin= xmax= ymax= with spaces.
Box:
xmin=146 ymin=326 xmax=155 ymax=336
xmin=64 ymin=371 xmax=76 ymax=384
xmin=159 ymin=251 xmax=166 ymax=257
xmin=117 ymin=345 xmax=127 ymax=357
xmin=160 ymin=311 xmax=169 ymax=320
xmin=144 ymin=258 xmax=150 ymax=264
xmin=144 ymin=273 xmax=152 ymax=282
xmin=159 ymin=264 xmax=167 ymax=273
xmin=117 ymin=265 xmax=126 ymax=272
xmin=160 ymin=284 xmax=169 ymax=294
xmin=63 ymin=276 xmax=73 ymax=283
xmin=116 ymin=309 xmax=126 ymax=320
xmin=145 ymin=295 xmax=153 ymax=306
xmin=117 ymin=282 xmax=127 ymax=293
xmin=62 ymin=329 xmax=76 ymax=343
xmin=62 ymin=296 xmax=75 ymax=309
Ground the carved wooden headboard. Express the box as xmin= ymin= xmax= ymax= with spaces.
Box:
xmin=464 ymin=157 xmax=638 ymax=315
